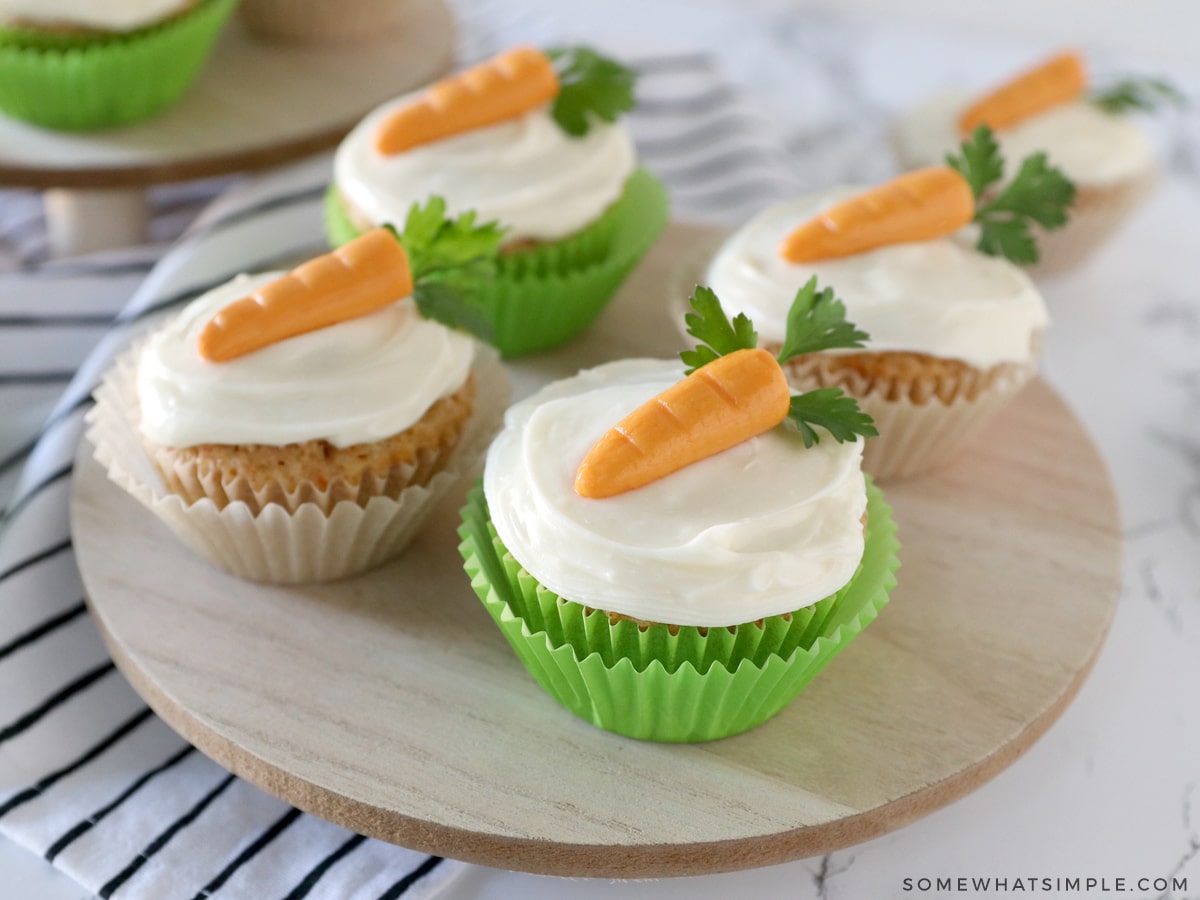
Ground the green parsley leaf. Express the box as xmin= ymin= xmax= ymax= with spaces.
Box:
xmin=677 ymin=284 xmax=876 ymax=448
xmin=973 ymin=151 xmax=1075 ymax=264
xmin=392 ymin=196 xmax=505 ymax=341
xmin=1092 ymin=77 xmax=1187 ymax=115
xmin=974 ymin=216 xmax=1037 ymax=265
xmin=946 ymin=125 xmax=1076 ymax=266
xmin=412 ymin=282 xmax=494 ymax=342
xmin=680 ymin=285 xmax=758 ymax=375
xmin=776 ymin=276 xmax=870 ymax=364
xmin=546 ymin=45 xmax=636 ymax=137
xmin=784 ymin=388 xmax=879 ymax=448
xmin=945 ymin=124 xmax=1005 ymax=200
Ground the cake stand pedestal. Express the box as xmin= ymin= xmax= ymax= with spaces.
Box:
xmin=0 ymin=0 xmax=455 ymax=258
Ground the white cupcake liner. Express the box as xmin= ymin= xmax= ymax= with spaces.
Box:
xmin=87 ymin=343 xmax=509 ymax=584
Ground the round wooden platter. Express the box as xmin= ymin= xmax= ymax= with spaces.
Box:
xmin=70 ymin=224 xmax=1122 ymax=879
xmin=0 ymin=0 xmax=456 ymax=189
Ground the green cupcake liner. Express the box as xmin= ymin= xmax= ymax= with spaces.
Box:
xmin=326 ymin=168 xmax=670 ymax=356
xmin=458 ymin=478 xmax=900 ymax=743
xmin=0 ymin=0 xmax=236 ymax=131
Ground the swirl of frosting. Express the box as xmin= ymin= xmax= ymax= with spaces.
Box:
xmin=137 ymin=272 xmax=475 ymax=449
xmin=0 ymin=0 xmax=190 ymax=30
xmin=334 ymin=100 xmax=636 ymax=243
xmin=484 ymin=359 xmax=867 ymax=628
xmin=893 ymin=92 xmax=1154 ymax=187
xmin=706 ymin=191 xmax=1049 ymax=369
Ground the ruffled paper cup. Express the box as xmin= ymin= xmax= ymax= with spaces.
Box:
xmin=458 ymin=479 xmax=899 ymax=743
xmin=87 ymin=343 xmax=508 ymax=584
xmin=0 ymin=0 xmax=236 ymax=131
xmin=780 ymin=350 xmax=1036 ymax=482
xmin=326 ymin=168 xmax=670 ymax=356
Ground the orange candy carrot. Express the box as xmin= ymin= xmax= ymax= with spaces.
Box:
xmin=574 ymin=348 xmax=790 ymax=499
xmin=197 ymin=228 xmax=412 ymax=363
xmin=958 ymin=51 xmax=1087 ymax=135
xmin=374 ymin=47 xmax=560 ymax=156
xmin=779 ymin=166 xmax=975 ymax=264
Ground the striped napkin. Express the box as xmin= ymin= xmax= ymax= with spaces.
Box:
xmin=0 ymin=51 xmax=799 ymax=900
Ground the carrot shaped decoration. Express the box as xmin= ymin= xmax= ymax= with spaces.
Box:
xmin=958 ymin=51 xmax=1087 ymax=135
xmin=374 ymin=47 xmax=559 ymax=155
xmin=197 ymin=228 xmax=412 ymax=363
xmin=779 ymin=167 xmax=975 ymax=264
xmin=575 ymin=348 xmax=790 ymax=499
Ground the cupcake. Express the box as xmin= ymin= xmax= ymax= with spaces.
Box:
xmin=89 ymin=206 xmax=509 ymax=583
xmin=327 ymin=45 xmax=669 ymax=356
xmin=460 ymin=284 xmax=898 ymax=743
xmin=892 ymin=51 xmax=1178 ymax=274
xmin=704 ymin=152 xmax=1068 ymax=481
xmin=0 ymin=0 xmax=236 ymax=130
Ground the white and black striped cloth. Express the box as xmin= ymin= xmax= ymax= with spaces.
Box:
xmin=0 ymin=53 xmax=798 ymax=899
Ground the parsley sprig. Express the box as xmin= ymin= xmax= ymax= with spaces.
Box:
xmin=1092 ymin=77 xmax=1186 ymax=115
xmin=546 ymin=46 xmax=636 ymax=136
xmin=390 ymin=196 xmax=505 ymax=340
xmin=946 ymin=125 xmax=1076 ymax=265
xmin=682 ymin=281 xmax=877 ymax=448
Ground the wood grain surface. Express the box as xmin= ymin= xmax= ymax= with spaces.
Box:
xmin=71 ymin=224 xmax=1122 ymax=878
xmin=0 ymin=0 xmax=455 ymax=188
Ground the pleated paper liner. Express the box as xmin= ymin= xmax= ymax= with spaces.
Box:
xmin=0 ymin=0 xmax=236 ymax=130
xmin=88 ymin=344 xmax=509 ymax=584
xmin=458 ymin=480 xmax=900 ymax=743
xmin=780 ymin=351 xmax=1036 ymax=481
xmin=325 ymin=168 xmax=670 ymax=356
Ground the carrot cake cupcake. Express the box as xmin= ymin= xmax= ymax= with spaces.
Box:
xmin=90 ymin=205 xmax=508 ymax=583
xmin=0 ymin=0 xmax=236 ymax=130
xmin=705 ymin=142 xmax=1069 ymax=480
xmin=892 ymin=51 xmax=1177 ymax=273
xmin=460 ymin=283 xmax=898 ymax=743
xmin=327 ymin=45 xmax=669 ymax=356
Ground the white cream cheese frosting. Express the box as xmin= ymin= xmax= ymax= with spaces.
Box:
xmin=137 ymin=272 xmax=475 ymax=449
xmin=484 ymin=359 xmax=867 ymax=628
xmin=334 ymin=99 xmax=636 ymax=243
xmin=0 ymin=0 xmax=190 ymax=30
xmin=705 ymin=191 xmax=1049 ymax=369
xmin=893 ymin=91 xmax=1154 ymax=188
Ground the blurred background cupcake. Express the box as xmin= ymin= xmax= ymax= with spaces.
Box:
xmin=327 ymin=44 xmax=669 ymax=356
xmin=0 ymin=0 xmax=237 ymax=130
xmin=891 ymin=51 xmax=1178 ymax=274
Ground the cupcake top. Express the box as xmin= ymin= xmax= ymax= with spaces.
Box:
xmin=138 ymin=211 xmax=503 ymax=449
xmin=0 ymin=0 xmax=190 ymax=30
xmin=706 ymin=189 xmax=1049 ymax=369
xmin=894 ymin=92 xmax=1152 ymax=188
xmin=334 ymin=45 xmax=638 ymax=243
xmin=137 ymin=272 xmax=475 ymax=449
xmin=484 ymin=359 xmax=868 ymax=627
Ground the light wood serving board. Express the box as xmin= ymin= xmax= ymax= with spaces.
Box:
xmin=0 ymin=0 xmax=455 ymax=188
xmin=71 ymin=225 xmax=1122 ymax=879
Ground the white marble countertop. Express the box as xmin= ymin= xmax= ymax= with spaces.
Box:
xmin=5 ymin=1 xmax=1200 ymax=897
